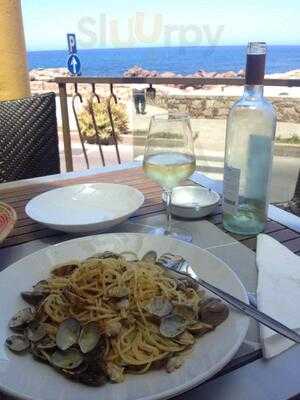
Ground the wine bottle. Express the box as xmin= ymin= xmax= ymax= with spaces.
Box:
xmin=223 ymin=42 xmax=277 ymax=235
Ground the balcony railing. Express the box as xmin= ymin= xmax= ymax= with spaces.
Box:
xmin=54 ymin=76 xmax=300 ymax=172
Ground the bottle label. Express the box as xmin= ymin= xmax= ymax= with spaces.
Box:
xmin=246 ymin=134 xmax=273 ymax=201
xmin=223 ymin=166 xmax=240 ymax=215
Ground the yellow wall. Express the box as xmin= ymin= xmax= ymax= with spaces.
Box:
xmin=0 ymin=0 xmax=30 ymax=101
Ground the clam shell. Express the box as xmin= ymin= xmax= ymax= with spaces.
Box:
xmin=142 ymin=251 xmax=157 ymax=263
xmin=6 ymin=334 xmax=30 ymax=353
xmin=26 ymin=321 xmax=47 ymax=342
xmin=9 ymin=308 xmax=35 ymax=331
xmin=56 ymin=318 xmax=81 ymax=351
xmin=91 ymin=252 xmax=121 ymax=260
xmin=144 ymin=297 xmax=173 ymax=318
xmin=200 ymin=300 xmax=229 ymax=328
xmin=36 ymin=336 xmax=57 ymax=350
xmin=51 ymin=349 xmax=84 ymax=370
xmin=166 ymin=355 xmax=184 ymax=373
xmin=187 ymin=321 xmax=213 ymax=336
xmin=52 ymin=263 xmax=79 ymax=277
xmin=30 ymin=343 xmax=52 ymax=362
xmin=61 ymin=362 xmax=88 ymax=377
xmin=173 ymin=303 xmax=197 ymax=321
xmin=78 ymin=322 xmax=101 ymax=354
xmin=105 ymin=362 xmax=125 ymax=383
xmin=21 ymin=291 xmax=47 ymax=306
xmin=175 ymin=330 xmax=195 ymax=345
xmin=160 ymin=314 xmax=187 ymax=338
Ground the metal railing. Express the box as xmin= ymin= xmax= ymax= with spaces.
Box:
xmin=55 ymin=76 xmax=300 ymax=172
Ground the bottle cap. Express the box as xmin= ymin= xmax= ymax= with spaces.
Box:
xmin=245 ymin=42 xmax=266 ymax=85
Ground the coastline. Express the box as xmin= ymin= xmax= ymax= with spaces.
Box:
xmin=29 ymin=66 xmax=300 ymax=99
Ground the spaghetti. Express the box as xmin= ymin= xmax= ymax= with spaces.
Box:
xmin=8 ymin=252 xmax=229 ymax=385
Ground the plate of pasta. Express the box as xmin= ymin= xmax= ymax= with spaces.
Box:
xmin=0 ymin=233 xmax=249 ymax=400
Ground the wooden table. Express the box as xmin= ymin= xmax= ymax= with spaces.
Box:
xmin=1 ymin=162 xmax=300 ymax=400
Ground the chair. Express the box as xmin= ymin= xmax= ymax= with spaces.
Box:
xmin=0 ymin=92 xmax=60 ymax=183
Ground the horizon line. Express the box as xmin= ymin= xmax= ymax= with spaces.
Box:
xmin=27 ymin=43 xmax=300 ymax=53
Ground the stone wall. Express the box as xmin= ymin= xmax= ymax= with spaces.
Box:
xmin=153 ymin=95 xmax=300 ymax=123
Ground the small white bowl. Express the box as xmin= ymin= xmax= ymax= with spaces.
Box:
xmin=163 ymin=186 xmax=220 ymax=219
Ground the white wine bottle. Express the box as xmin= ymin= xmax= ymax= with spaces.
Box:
xmin=223 ymin=42 xmax=277 ymax=235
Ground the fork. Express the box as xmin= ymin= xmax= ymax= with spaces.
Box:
xmin=157 ymin=253 xmax=300 ymax=344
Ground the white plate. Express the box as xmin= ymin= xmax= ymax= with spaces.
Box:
xmin=0 ymin=233 xmax=249 ymax=400
xmin=25 ymin=184 xmax=144 ymax=233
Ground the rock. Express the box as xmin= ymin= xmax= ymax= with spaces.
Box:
xmin=160 ymin=72 xmax=177 ymax=78
xmin=202 ymin=71 xmax=217 ymax=78
xmin=123 ymin=66 xmax=160 ymax=78
xmin=141 ymin=70 xmax=152 ymax=77
xmin=123 ymin=66 xmax=144 ymax=77
xmin=122 ymin=67 xmax=249 ymax=83
xmin=219 ymin=71 xmax=238 ymax=78
xmin=29 ymin=68 xmax=68 ymax=82
xmin=149 ymin=70 xmax=159 ymax=77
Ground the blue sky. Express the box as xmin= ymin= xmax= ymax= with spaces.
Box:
xmin=22 ymin=0 xmax=299 ymax=51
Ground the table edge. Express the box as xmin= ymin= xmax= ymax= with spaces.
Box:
xmin=0 ymin=162 xmax=141 ymax=191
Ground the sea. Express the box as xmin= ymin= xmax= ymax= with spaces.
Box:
xmin=27 ymin=45 xmax=300 ymax=76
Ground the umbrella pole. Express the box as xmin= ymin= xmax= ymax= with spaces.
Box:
xmin=0 ymin=0 xmax=30 ymax=101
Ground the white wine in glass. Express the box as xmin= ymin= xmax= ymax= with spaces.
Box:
xmin=143 ymin=113 xmax=196 ymax=241
xmin=144 ymin=152 xmax=196 ymax=190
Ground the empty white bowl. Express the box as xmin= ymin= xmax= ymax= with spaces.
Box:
xmin=26 ymin=183 xmax=145 ymax=233
xmin=163 ymin=186 xmax=220 ymax=219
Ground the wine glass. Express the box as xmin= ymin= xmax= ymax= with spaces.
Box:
xmin=143 ymin=112 xmax=196 ymax=242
